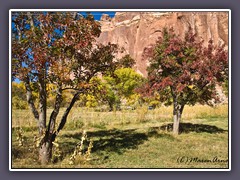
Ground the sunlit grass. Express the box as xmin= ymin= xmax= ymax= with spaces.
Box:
xmin=12 ymin=104 xmax=228 ymax=128
xmin=11 ymin=104 xmax=229 ymax=169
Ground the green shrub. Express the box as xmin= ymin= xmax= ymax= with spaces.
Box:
xmin=12 ymin=96 xmax=28 ymax=109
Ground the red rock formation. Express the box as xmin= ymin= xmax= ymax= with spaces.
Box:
xmin=97 ymin=12 xmax=229 ymax=77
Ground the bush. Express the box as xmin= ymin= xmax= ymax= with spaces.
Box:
xmin=12 ymin=96 xmax=28 ymax=109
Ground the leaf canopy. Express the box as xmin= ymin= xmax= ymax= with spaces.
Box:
xmin=142 ymin=27 xmax=228 ymax=106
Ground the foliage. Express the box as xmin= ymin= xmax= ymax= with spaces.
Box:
xmin=114 ymin=68 xmax=145 ymax=98
xmin=125 ymin=93 xmax=141 ymax=107
xmin=11 ymin=11 xmax=120 ymax=164
xmin=141 ymin=27 xmax=228 ymax=134
xmin=86 ymin=95 xmax=99 ymax=108
xmin=12 ymin=82 xmax=27 ymax=100
xmin=86 ymin=68 xmax=145 ymax=111
xmin=12 ymin=82 xmax=33 ymax=109
xmin=149 ymin=100 xmax=161 ymax=109
xmin=12 ymin=96 xmax=28 ymax=109
xmin=16 ymin=127 xmax=25 ymax=146
xmin=12 ymin=82 xmax=75 ymax=109
xmin=143 ymin=27 xmax=228 ymax=106
xmin=223 ymin=79 xmax=228 ymax=96
xmin=117 ymin=54 xmax=136 ymax=68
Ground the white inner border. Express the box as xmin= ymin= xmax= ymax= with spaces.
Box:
xmin=9 ymin=9 xmax=231 ymax=172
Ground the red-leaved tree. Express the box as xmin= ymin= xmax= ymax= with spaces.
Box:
xmin=141 ymin=27 xmax=228 ymax=135
xmin=12 ymin=12 xmax=119 ymax=164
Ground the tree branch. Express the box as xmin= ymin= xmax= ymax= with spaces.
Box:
xmin=46 ymin=87 xmax=63 ymax=140
xmin=62 ymin=87 xmax=83 ymax=91
xmin=24 ymin=76 xmax=39 ymax=120
xmin=52 ymin=91 xmax=81 ymax=141
xmin=16 ymin=24 xmax=22 ymax=42
xmin=27 ymin=12 xmax=36 ymax=36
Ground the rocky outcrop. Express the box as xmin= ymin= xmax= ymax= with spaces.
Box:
xmin=97 ymin=12 xmax=229 ymax=77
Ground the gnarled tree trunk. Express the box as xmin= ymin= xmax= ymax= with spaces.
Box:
xmin=39 ymin=140 xmax=53 ymax=165
xmin=38 ymin=91 xmax=80 ymax=164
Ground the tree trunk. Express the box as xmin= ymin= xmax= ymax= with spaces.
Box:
xmin=39 ymin=76 xmax=47 ymax=136
xmin=173 ymin=108 xmax=181 ymax=135
xmin=38 ymin=91 xmax=83 ymax=164
xmin=39 ymin=140 xmax=53 ymax=165
xmin=39 ymin=88 xmax=63 ymax=164
xmin=172 ymin=100 xmax=184 ymax=135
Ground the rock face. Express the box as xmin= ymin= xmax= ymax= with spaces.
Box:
xmin=97 ymin=12 xmax=229 ymax=77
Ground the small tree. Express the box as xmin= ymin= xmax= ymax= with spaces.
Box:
xmin=142 ymin=27 xmax=228 ymax=135
xmin=12 ymin=12 xmax=119 ymax=164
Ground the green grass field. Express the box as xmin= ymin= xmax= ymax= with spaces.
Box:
xmin=11 ymin=104 xmax=229 ymax=169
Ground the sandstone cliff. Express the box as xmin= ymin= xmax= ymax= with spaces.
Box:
xmin=97 ymin=12 xmax=229 ymax=77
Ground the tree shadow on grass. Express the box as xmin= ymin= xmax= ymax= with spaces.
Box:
xmin=159 ymin=123 xmax=227 ymax=134
xmin=59 ymin=123 xmax=227 ymax=160
xmin=61 ymin=129 xmax=148 ymax=155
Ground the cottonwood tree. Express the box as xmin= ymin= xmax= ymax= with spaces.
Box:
xmin=12 ymin=12 xmax=119 ymax=164
xmin=91 ymin=68 xmax=145 ymax=111
xmin=114 ymin=68 xmax=145 ymax=100
xmin=84 ymin=55 xmax=141 ymax=111
xmin=142 ymin=27 xmax=228 ymax=135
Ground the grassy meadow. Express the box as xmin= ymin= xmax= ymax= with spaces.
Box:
xmin=11 ymin=104 xmax=229 ymax=169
